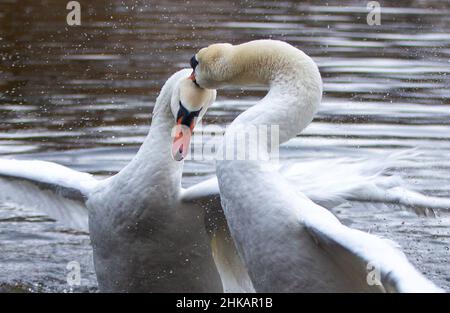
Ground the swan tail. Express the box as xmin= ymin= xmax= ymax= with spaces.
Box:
xmin=0 ymin=159 xmax=98 ymax=231
xmin=281 ymin=150 xmax=450 ymax=214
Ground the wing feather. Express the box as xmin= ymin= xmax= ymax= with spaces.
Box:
xmin=181 ymin=178 xmax=255 ymax=292
xmin=0 ymin=159 xmax=99 ymax=231
xmin=298 ymin=198 xmax=444 ymax=292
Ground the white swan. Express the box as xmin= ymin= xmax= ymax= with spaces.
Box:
xmin=0 ymin=69 xmax=225 ymax=292
xmin=188 ymin=39 xmax=445 ymax=292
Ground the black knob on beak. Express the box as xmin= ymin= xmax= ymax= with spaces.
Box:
xmin=190 ymin=55 xmax=199 ymax=70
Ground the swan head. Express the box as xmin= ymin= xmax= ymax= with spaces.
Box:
xmin=190 ymin=40 xmax=321 ymax=90
xmin=170 ymin=77 xmax=216 ymax=161
xmin=189 ymin=43 xmax=246 ymax=89
xmin=190 ymin=40 xmax=292 ymax=89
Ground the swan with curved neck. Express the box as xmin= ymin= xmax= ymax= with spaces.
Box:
xmin=190 ymin=40 xmax=442 ymax=292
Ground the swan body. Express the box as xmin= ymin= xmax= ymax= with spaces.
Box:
xmin=0 ymin=69 xmax=224 ymax=292
xmin=190 ymin=39 xmax=444 ymax=292
xmin=88 ymin=70 xmax=222 ymax=292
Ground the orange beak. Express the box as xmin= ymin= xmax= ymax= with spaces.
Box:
xmin=171 ymin=117 xmax=195 ymax=161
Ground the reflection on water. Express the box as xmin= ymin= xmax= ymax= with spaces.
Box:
xmin=0 ymin=0 xmax=449 ymax=292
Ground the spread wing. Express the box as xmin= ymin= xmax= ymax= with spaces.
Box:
xmin=297 ymin=195 xmax=443 ymax=292
xmin=0 ymin=159 xmax=99 ymax=231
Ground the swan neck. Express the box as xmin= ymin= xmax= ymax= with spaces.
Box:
xmin=108 ymin=93 xmax=183 ymax=202
xmin=227 ymin=70 xmax=321 ymax=152
xmin=215 ymin=43 xmax=322 ymax=168
xmin=226 ymin=42 xmax=322 ymax=144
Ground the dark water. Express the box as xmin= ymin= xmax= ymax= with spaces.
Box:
xmin=0 ymin=0 xmax=449 ymax=292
